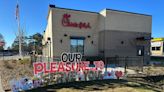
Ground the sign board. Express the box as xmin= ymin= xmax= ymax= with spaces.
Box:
xmin=33 ymin=52 xmax=104 ymax=74
xmin=151 ymin=42 xmax=162 ymax=47
xmin=10 ymin=52 xmax=124 ymax=92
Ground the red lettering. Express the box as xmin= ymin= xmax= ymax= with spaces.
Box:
xmin=58 ymin=62 xmax=65 ymax=72
xmin=94 ymin=61 xmax=99 ymax=70
xmin=78 ymin=62 xmax=84 ymax=71
xmin=83 ymin=61 xmax=90 ymax=70
xmin=62 ymin=14 xmax=91 ymax=29
xmin=99 ymin=60 xmax=104 ymax=69
xmin=50 ymin=62 xmax=57 ymax=73
xmin=33 ymin=60 xmax=104 ymax=75
xmin=79 ymin=22 xmax=83 ymax=29
xmin=94 ymin=61 xmax=104 ymax=70
xmin=43 ymin=62 xmax=50 ymax=74
xmin=86 ymin=23 xmax=91 ymax=28
xmin=72 ymin=63 xmax=79 ymax=71
xmin=115 ymin=71 xmax=123 ymax=79
xmin=65 ymin=63 xmax=71 ymax=72
xmin=62 ymin=13 xmax=70 ymax=26
xmin=33 ymin=63 xmax=43 ymax=75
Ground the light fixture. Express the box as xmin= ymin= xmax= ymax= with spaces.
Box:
xmin=121 ymin=41 xmax=124 ymax=44
xmin=87 ymin=35 xmax=91 ymax=38
xmin=60 ymin=39 xmax=63 ymax=43
xmin=47 ymin=37 xmax=51 ymax=41
xmin=64 ymin=34 xmax=68 ymax=37
xmin=91 ymin=41 xmax=94 ymax=44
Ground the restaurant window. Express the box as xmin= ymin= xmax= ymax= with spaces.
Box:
xmin=152 ymin=47 xmax=155 ymax=51
xmin=70 ymin=37 xmax=84 ymax=55
xmin=156 ymin=47 xmax=160 ymax=51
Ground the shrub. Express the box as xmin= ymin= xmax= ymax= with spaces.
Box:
xmin=19 ymin=58 xmax=30 ymax=65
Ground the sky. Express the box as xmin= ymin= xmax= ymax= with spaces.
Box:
xmin=0 ymin=0 xmax=164 ymax=48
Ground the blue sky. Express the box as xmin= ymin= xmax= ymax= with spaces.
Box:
xmin=0 ymin=0 xmax=164 ymax=48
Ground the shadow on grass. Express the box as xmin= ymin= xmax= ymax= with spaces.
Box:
xmin=25 ymin=79 xmax=162 ymax=92
xmin=26 ymin=79 xmax=127 ymax=92
xmin=124 ymin=80 xmax=162 ymax=92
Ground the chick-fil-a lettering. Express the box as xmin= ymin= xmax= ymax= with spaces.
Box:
xmin=62 ymin=13 xmax=91 ymax=29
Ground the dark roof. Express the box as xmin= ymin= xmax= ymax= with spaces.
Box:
xmin=49 ymin=5 xmax=56 ymax=8
xmin=49 ymin=4 xmax=99 ymax=14
xmin=49 ymin=4 xmax=151 ymax=17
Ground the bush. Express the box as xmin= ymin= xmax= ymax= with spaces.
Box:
xmin=19 ymin=58 xmax=30 ymax=65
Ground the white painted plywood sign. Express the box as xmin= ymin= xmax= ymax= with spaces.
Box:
xmin=151 ymin=42 xmax=162 ymax=47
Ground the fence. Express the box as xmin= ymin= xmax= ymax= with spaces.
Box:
xmin=33 ymin=56 xmax=60 ymax=62
xmin=106 ymin=56 xmax=144 ymax=71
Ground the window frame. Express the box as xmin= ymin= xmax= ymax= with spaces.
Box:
xmin=70 ymin=37 xmax=85 ymax=55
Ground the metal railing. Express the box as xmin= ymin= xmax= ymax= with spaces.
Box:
xmin=106 ymin=56 xmax=144 ymax=72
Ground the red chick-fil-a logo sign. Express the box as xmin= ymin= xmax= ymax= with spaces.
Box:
xmin=33 ymin=52 xmax=104 ymax=75
xmin=62 ymin=13 xmax=91 ymax=29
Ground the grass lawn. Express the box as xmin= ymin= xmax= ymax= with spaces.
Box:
xmin=26 ymin=79 xmax=163 ymax=92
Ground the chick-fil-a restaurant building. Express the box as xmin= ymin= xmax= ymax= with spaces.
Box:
xmin=42 ymin=5 xmax=152 ymax=65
